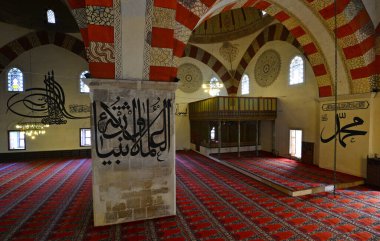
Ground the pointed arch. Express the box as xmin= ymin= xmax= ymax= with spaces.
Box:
xmin=0 ymin=31 xmax=86 ymax=74
xmin=305 ymin=0 xmax=376 ymax=94
xmin=184 ymin=44 xmax=236 ymax=94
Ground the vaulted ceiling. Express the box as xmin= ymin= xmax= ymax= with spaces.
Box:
xmin=0 ymin=0 xmax=79 ymax=32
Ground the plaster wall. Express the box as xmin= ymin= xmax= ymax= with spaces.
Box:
xmin=175 ymin=57 xmax=228 ymax=151
xmin=240 ymin=41 xmax=319 ymax=160
xmin=0 ymin=22 xmax=30 ymax=46
xmin=319 ymin=94 xmax=371 ymax=177
xmin=0 ymin=44 xmax=90 ymax=153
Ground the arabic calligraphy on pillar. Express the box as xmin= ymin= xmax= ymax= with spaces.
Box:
xmin=93 ymin=96 xmax=172 ymax=162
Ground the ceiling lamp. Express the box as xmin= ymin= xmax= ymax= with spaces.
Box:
xmin=202 ymin=76 xmax=224 ymax=96
xmin=15 ymin=121 xmax=49 ymax=139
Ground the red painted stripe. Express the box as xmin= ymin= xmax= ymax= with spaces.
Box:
xmin=173 ymin=38 xmax=186 ymax=57
xmin=336 ymin=10 xmax=370 ymax=38
xmin=150 ymin=66 xmax=177 ymax=81
xmin=275 ymin=11 xmax=290 ymax=22
xmin=243 ymin=0 xmax=260 ymax=8
xmin=376 ymin=24 xmax=380 ymax=34
xmin=255 ymin=1 xmax=271 ymax=10
xmin=343 ymin=35 xmax=375 ymax=59
xmin=227 ymin=86 xmax=238 ymax=95
xmin=67 ymin=0 xmax=85 ymax=9
xmin=290 ymin=26 xmax=306 ymax=38
xmin=189 ymin=45 xmax=198 ymax=58
xmin=89 ymin=62 xmax=115 ymax=78
xmin=376 ymin=56 xmax=380 ymax=74
xmin=18 ymin=37 xmax=33 ymax=51
xmin=221 ymin=72 xmax=231 ymax=82
xmin=0 ymin=46 xmax=17 ymax=61
xmin=222 ymin=3 xmax=236 ymax=12
xmin=212 ymin=61 xmax=223 ymax=72
xmin=176 ymin=4 xmax=200 ymax=30
xmin=319 ymin=86 xmax=332 ymax=97
xmin=201 ymin=0 xmax=216 ymax=7
xmin=350 ymin=61 xmax=377 ymax=79
xmin=154 ymin=0 xmax=177 ymax=9
xmin=80 ymin=29 xmax=89 ymax=47
xmin=318 ymin=0 xmax=349 ymax=20
xmin=151 ymin=27 xmax=174 ymax=48
xmin=36 ymin=31 xmax=49 ymax=45
xmin=86 ymin=0 xmax=113 ymax=7
xmin=312 ymin=64 xmax=327 ymax=76
xmin=202 ymin=52 xmax=212 ymax=63
xmin=87 ymin=25 xmax=114 ymax=43
xmin=303 ymin=43 xmax=318 ymax=55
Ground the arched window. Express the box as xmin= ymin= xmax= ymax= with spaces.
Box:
xmin=289 ymin=55 xmax=304 ymax=85
xmin=47 ymin=9 xmax=56 ymax=24
xmin=209 ymin=76 xmax=222 ymax=97
xmin=80 ymin=70 xmax=90 ymax=93
xmin=8 ymin=68 xmax=23 ymax=92
xmin=241 ymin=74 xmax=249 ymax=95
xmin=210 ymin=127 xmax=216 ymax=140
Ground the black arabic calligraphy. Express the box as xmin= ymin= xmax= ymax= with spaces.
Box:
xmin=6 ymin=71 xmax=89 ymax=124
xmin=320 ymin=114 xmax=367 ymax=148
xmin=94 ymin=96 xmax=172 ymax=162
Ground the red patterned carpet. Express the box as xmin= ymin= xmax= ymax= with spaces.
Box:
xmin=0 ymin=151 xmax=379 ymax=240
xmin=211 ymin=152 xmax=364 ymax=192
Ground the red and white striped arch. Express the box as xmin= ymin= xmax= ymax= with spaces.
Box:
xmin=183 ymin=44 xmax=234 ymax=94
xmin=305 ymin=0 xmax=376 ymax=94
xmin=164 ymin=0 xmax=334 ymax=97
xmin=67 ymin=0 xmax=115 ymax=79
xmin=64 ymin=0 xmax=376 ymax=95
xmin=0 ymin=31 xmax=86 ymax=74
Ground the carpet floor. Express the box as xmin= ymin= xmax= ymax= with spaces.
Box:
xmin=0 ymin=151 xmax=379 ymax=240
xmin=210 ymin=152 xmax=363 ymax=192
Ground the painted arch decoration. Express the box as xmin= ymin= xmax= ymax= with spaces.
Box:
xmin=183 ymin=45 xmax=235 ymax=94
xmin=64 ymin=0 xmax=376 ymax=96
xmin=67 ymin=0 xmax=115 ymax=79
xmin=0 ymin=31 xmax=86 ymax=74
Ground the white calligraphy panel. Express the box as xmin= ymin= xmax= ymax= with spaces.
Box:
xmin=88 ymin=80 xmax=176 ymax=226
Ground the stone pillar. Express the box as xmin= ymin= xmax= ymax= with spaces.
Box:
xmin=86 ymin=79 xmax=177 ymax=226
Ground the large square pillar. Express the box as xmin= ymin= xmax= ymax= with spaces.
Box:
xmin=86 ymin=79 xmax=177 ymax=226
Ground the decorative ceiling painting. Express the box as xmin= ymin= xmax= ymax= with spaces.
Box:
xmin=177 ymin=63 xmax=203 ymax=93
xmin=254 ymin=49 xmax=281 ymax=87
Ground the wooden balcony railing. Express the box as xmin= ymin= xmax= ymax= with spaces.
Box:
xmin=189 ymin=96 xmax=277 ymax=121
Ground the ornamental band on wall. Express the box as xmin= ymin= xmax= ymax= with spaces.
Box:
xmin=177 ymin=63 xmax=203 ymax=93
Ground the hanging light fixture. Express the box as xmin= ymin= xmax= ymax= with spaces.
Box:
xmin=15 ymin=120 xmax=49 ymax=139
xmin=202 ymin=76 xmax=224 ymax=96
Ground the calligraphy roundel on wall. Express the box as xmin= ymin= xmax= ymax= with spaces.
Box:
xmin=177 ymin=63 xmax=203 ymax=93
xmin=254 ymin=49 xmax=281 ymax=87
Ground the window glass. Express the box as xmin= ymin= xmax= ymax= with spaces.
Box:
xmin=241 ymin=74 xmax=249 ymax=95
xmin=289 ymin=129 xmax=302 ymax=158
xmin=80 ymin=70 xmax=90 ymax=93
xmin=9 ymin=131 xmax=26 ymax=150
xmin=47 ymin=9 xmax=56 ymax=24
xmin=289 ymin=56 xmax=304 ymax=85
xmin=80 ymin=128 xmax=91 ymax=146
xmin=8 ymin=68 xmax=23 ymax=92
xmin=209 ymin=77 xmax=222 ymax=97
xmin=210 ymin=127 xmax=216 ymax=140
